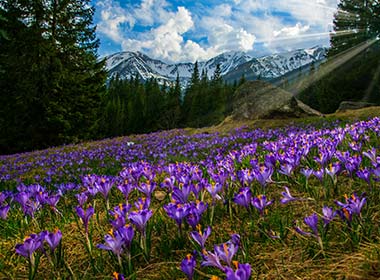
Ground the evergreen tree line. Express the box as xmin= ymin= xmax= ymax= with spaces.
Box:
xmin=1 ymin=0 xmax=379 ymax=154
xmin=298 ymin=0 xmax=380 ymax=113
xmin=98 ymin=63 xmax=246 ymax=138
xmin=0 ymin=0 xmax=107 ymax=154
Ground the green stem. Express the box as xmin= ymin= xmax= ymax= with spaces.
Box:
xmin=210 ymin=203 xmax=215 ymax=226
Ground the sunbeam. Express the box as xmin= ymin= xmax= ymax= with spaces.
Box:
xmin=256 ymin=29 xmax=364 ymax=44
xmin=287 ymin=37 xmax=379 ymax=95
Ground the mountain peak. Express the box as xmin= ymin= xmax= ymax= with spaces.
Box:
xmin=105 ymin=47 xmax=327 ymax=85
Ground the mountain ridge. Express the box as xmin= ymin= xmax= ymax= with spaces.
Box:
xmin=105 ymin=46 xmax=327 ymax=85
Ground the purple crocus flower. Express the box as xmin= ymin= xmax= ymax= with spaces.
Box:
xmin=109 ymin=204 xmax=132 ymax=229
xmin=186 ymin=200 xmax=208 ymax=229
xmin=45 ymin=194 xmax=61 ymax=211
xmin=278 ymin=163 xmax=294 ymax=177
xmin=225 ymin=262 xmax=252 ymax=280
xmin=161 ymin=176 xmax=176 ymax=190
xmin=97 ymin=229 xmax=125 ymax=257
xmin=336 ymin=208 xmax=353 ymax=224
xmin=325 ymin=163 xmax=341 ymax=179
xmin=116 ymin=180 xmax=135 ymax=199
xmin=233 ymin=187 xmax=252 ymax=210
xmin=304 ymin=213 xmax=319 ymax=236
xmin=230 ymin=234 xmax=241 ymax=247
xmin=356 ymin=168 xmax=371 ymax=185
xmin=129 ymin=209 xmax=153 ymax=236
xmin=186 ymin=211 xmax=201 ymax=230
xmin=36 ymin=191 xmax=48 ymax=204
xmin=294 ymin=213 xmax=319 ymax=238
xmin=191 ymin=200 xmax=208 ymax=214
xmin=336 ymin=193 xmax=366 ymax=216
xmin=95 ymin=176 xmax=115 ymax=201
xmin=134 ymin=197 xmax=151 ymax=211
xmin=118 ymin=224 xmax=134 ymax=249
xmin=201 ymin=249 xmax=225 ymax=272
xmin=15 ymin=233 xmax=43 ymax=265
xmin=180 ymin=253 xmax=196 ymax=280
xmin=75 ymin=192 xmax=89 ymax=207
xmin=137 ymin=180 xmax=157 ymax=198
xmin=14 ymin=192 xmax=30 ymax=209
xmin=238 ymin=169 xmax=254 ymax=187
xmin=214 ymin=242 xmax=239 ymax=267
xmin=0 ymin=191 xmax=10 ymax=205
xmin=322 ymin=206 xmax=336 ymax=227
xmin=313 ymin=169 xmax=324 ymax=183
xmin=45 ymin=229 xmax=62 ymax=251
xmin=280 ymin=186 xmax=297 ymax=204
xmin=0 ymin=204 xmax=10 ymax=220
xmin=252 ymin=165 xmax=273 ymax=187
xmin=172 ymin=184 xmax=192 ymax=204
xmin=300 ymin=168 xmax=313 ymax=179
xmin=373 ymin=166 xmax=380 ymax=179
xmin=252 ymin=195 xmax=274 ymax=216
xmin=82 ymin=175 xmax=99 ymax=196
xmin=205 ymin=182 xmax=223 ymax=202
xmin=163 ymin=203 xmax=190 ymax=228
xmin=24 ymin=200 xmax=41 ymax=218
xmin=363 ymin=148 xmax=378 ymax=165
xmin=190 ymin=225 xmax=211 ymax=249
xmin=75 ymin=205 xmax=94 ymax=234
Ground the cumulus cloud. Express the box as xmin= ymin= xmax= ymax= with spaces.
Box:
xmin=133 ymin=0 xmax=173 ymax=26
xmin=96 ymin=0 xmax=135 ymax=42
xmin=202 ymin=18 xmax=254 ymax=50
xmin=95 ymin=0 xmax=340 ymax=61
xmin=122 ymin=6 xmax=198 ymax=62
xmin=273 ymin=23 xmax=310 ymax=37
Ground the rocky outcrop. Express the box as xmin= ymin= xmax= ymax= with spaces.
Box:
xmin=232 ymin=81 xmax=322 ymax=120
xmin=336 ymin=101 xmax=377 ymax=112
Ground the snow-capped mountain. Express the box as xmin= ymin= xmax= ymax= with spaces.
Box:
xmin=223 ymin=46 xmax=327 ymax=82
xmin=105 ymin=46 xmax=326 ymax=84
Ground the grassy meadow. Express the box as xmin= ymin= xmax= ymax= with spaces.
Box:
xmin=1 ymin=108 xmax=380 ymax=280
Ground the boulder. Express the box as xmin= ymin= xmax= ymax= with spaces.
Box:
xmin=336 ymin=101 xmax=377 ymax=112
xmin=232 ymin=81 xmax=322 ymax=120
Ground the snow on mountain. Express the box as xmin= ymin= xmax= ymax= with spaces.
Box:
xmin=223 ymin=46 xmax=327 ymax=82
xmin=105 ymin=46 xmax=326 ymax=84
xmin=199 ymin=51 xmax=253 ymax=78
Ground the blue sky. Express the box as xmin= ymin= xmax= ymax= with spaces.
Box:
xmin=92 ymin=0 xmax=340 ymax=62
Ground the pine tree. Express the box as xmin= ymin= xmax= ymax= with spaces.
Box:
xmin=0 ymin=0 xmax=106 ymax=153
xmin=328 ymin=0 xmax=380 ymax=57
xmin=182 ymin=61 xmax=200 ymax=125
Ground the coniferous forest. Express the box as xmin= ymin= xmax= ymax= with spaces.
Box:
xmin=0 ymin=0 xmax=379 ymax=154
xmin=2 ymin=1 xmax=380 ymax=280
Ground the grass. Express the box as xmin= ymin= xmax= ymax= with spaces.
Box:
xmin=0 ymin=107 xmax=380 ymax=279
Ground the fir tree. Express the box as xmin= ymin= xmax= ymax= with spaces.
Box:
xmin=328 ymin=0 xmax=380 ymax=57
xmin=0 ymin=0 xmax=106 ymax=153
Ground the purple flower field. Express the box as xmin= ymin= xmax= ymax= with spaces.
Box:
xmin=1 ymin=117 xmax=380 ymax=279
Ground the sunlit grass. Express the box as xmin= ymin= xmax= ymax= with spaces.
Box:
xmin=0 ymin=112 xmax=380 ymax=279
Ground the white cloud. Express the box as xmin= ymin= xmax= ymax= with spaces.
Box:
xmin=133 ymin=0 xmax=173 ymax=26
xmin=198 ymin=12 xmax=256 ymax=54
xmin=122 ymin=7 xmax=198 ymax=62
xmin=213 ymin=4 xmax=233 ymax=18
xmin=96 ymin=0 xmax=340 ymax=61
xmin=96 ymin=0 xmax=135 ymax=42
xmin=273 ymin=23 xmax=310 ymax=37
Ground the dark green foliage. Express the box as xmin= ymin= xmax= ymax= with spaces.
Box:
xmin=182 ymin=63 xmax=235 ymax=128
xmin=298 ymin=0 xmax=380 ymax=113
xmin=0 ymin=0 xmax=106 ymax=154
xmin=328 ymin=0 xmax=380 ymax=57
xmin=99 ymin=64 xmax=238 ymax=136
